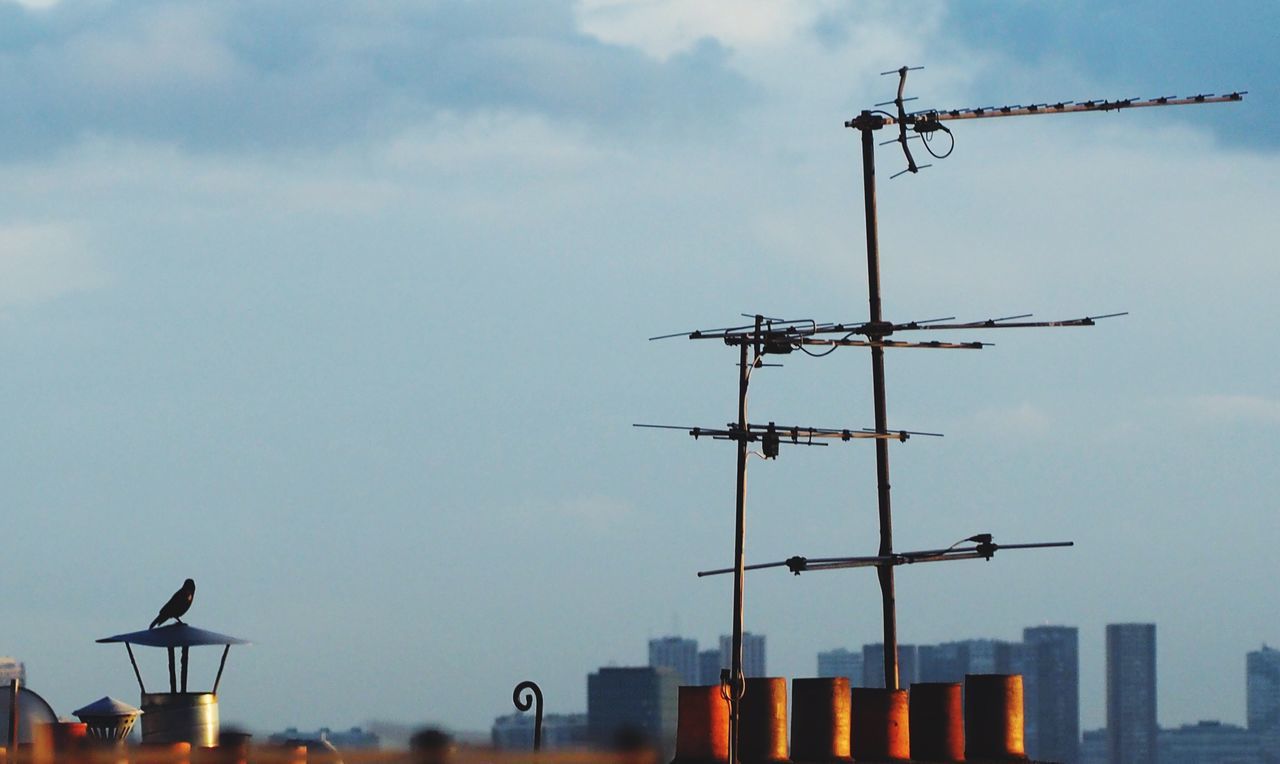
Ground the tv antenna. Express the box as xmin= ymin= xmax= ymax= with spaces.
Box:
xmin=841 ymin=67 xmax=1242 ymax=694
xmin=860 ymin=66 xmax=1245 ymax=178
xmin=635 ymin=314 xmax=941 ymax=764
xmin=639 ymin=69 xmax=1243 ymax=764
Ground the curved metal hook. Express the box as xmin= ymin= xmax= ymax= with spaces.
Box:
xmin=512 ymin=680 xmax=544 ymax=751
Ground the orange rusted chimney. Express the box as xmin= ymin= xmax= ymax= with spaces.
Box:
xmin=739 ymin=678 xmax=789 ymax=764
xmin=909 ymin=683 xmax=964 ymax=762
xmin=790 ymin=678 xmax=851 ymax=764
xmin=137 ymin=741 xmax=193 ymax=764
xmin=671 ymin=686 xmax=730 ymax=764
xmin=964 ymin=674 xmax=1026 ymax=761
xmin=850 ymin=688 xmax=909 ymax=761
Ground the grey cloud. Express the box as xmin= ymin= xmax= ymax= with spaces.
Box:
xmin=0 ymin=0 xmax=753 ymax=157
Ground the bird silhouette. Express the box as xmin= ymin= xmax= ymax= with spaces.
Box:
xmin=150 ymin=579 xmax=196 ymax=629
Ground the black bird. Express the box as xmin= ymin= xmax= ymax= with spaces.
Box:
xmin=150 ymin=579 xmax=196 ymax=629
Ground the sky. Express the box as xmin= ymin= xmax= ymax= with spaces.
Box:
xmin=2 ymin=0 xmax=1278 ymax=739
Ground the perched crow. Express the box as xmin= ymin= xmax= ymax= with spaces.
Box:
xmin=150 ymin=579 xmax=196 ymax=629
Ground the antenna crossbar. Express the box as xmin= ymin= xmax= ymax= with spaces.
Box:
xmin=907 ymin=92 xmax=1245 ymax=126
xmin=695 ymin=538 xmax=1073 ymax=577
xmin=649 ymin=311 xmax=1124 ymax=353
xmin=634 ymin=421 xmax=943 ymax=446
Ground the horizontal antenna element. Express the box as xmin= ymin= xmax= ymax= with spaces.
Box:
xmin=634 ymin=421 xmax=942 ymax=457
xmin=696 ymin=536 xmax=1074 ymax=577
xmin=847 ymin=66 xmax=1245 ymax=177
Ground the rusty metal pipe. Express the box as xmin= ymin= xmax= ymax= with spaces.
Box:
xmin=850 ymin=687 xmax=909 ymax=762
xmin=790 ymin=678 xmax=850 ymax=764
xmin=738 ymin=678 xmax=788 ymax=764
xmin=964 ymin=674 xmax=1025 ymax=761
xmin=909 ymin=683 xmax=964 ymax=762
xmin=671 ymin=686 xmax=730 ymax=764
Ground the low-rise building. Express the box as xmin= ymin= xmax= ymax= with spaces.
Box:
xmin=491 ymin=712 xmax=588 ymax=750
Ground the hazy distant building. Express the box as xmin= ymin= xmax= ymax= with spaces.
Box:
xmin=918 ymin=642 xmax=967 ymax=683
xmin=966 ymin=639 xmax=1017 ymax=674
xmin=1158 ymin=720 xmax=1264 ymax=764
xmin=1022 ymin=626 xmax=1079 ymax=764
xmin=587 ymin=666 xmax=679 ymax=754
xmin=1247 ymin=644 xmax=1280 ymax=732
xmin=817 ymin=648 xmax=862 ymax=684
xmin=0 ymin=658 xmax=24 ymax=684
xmin=267 ymin=727 xmax=379 ymax=749
xmin=698 ymin=649 xmax=722 ymax=686
xmin=862 ymin=643 xmax=917 ymax=689
xmin=719 ymin=633 xmax=766 ymax=678
xmin=492 ymin=713 xmax=588 ymax=750
xmin=1107 ymin=623 xmax=1157 ymax=764
xmin=649 ymin=636 xmax=699 ymax=686
xmin=1079 ymin=728 xmax=1107 ymax=764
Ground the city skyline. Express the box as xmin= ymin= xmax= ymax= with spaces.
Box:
xmin=2 ymin=0 xmax=1276 ymax=736
xmin=494 ymin=623 xmax=1266 ymax=747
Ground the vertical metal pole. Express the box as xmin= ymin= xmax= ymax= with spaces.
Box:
xmin=126 ymin=644 xmax=147 ymax=694
xmin=167 ymin=646 xmax=177 ymax=693
xmin=8 ymin=678 xmax=19 ymax=748
xmin=858 ymin=112 xmax=900 ymax=690
xmin=728 ymin=320 xmax=756 ymax=764
xmin=213 ymin=646 xmax=230 ymax=695
xmin=180 ymin=646 xmax=189 ymax=693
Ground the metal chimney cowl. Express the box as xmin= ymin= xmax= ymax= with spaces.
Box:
xmin=96 ymin=623 xmax=250 ymax=748
xmin=141 ymin=692 xmax=218 ymax=748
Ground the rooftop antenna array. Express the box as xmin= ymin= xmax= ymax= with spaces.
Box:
xmin=639 ymin=68 xmax=1243 ymax=764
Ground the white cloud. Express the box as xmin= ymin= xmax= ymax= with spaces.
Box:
xmin=549 ymin=494 xmax=635 ymax=529
xmin=575 ymin=0 xmax=843 ymax=59
xmin=60 ymin=5 xmax=238 ymax=91
xmin=1175 ymin=394 xmax=1280 ymax=425
xmin=3 ymin=0 xmax=59 ymax=9
xmin=967 ymin=402 xmax=1053 ymax=439
xmin=0 ymin=223 xmax=106 ymax=308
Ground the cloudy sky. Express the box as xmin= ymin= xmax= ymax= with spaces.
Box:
xmin=3 ymin=0 xmax=1277 ymax=738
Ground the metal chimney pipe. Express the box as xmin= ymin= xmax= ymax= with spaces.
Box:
xmin=850 ymin=688 xmax=910 ymax=761
xmin=7 ymin=680 xmax=18 ymax=750
xmin=964 ymin=674 xmax=1026 ymax=761
xmin=670 ymin=686 xmax=730 ymax=764
xmin=908 ymin=683 xmax=964 ymax=762
xmin=790 ymin=678 xmax=851 ymax=764
xmin=738 ymin=678 xmax=789 ymax=764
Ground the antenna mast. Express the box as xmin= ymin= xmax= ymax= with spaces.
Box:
xmin=844 ymin=67 xmax=1243 ymax=689
xmin=640 ymin=67 xmax=1243 ymax=764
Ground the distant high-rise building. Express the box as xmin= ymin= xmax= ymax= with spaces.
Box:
xmin=649 ymin=637 xmax=699 ymax=686
xmin=1107 ymin=623 xmax=1157 ymax=764
xmin=1022 ymin=626 xmax=1079 ymax=764
xmin=719 ymin=633 xmax=765 ymax=678
xmin=698 ymin=649 xmax=722 ymax=686
xmin=587 ymin=666 xmax=679 ymax=755
xmin=862 ymin=644 xmax=917 ymax=689
xmin=0 ymin=658 xmax=24 ymax=685
xmin=817 ymin=648 xmax=862 ymax=684
xmin=1247 ymin=644 xmax=1280 ymax=733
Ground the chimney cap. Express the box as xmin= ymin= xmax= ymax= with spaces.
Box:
xmin=73 ymin=696 xmax=142 ymax=718
xmin=96 ymin=623 xmax=250 ymax=648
